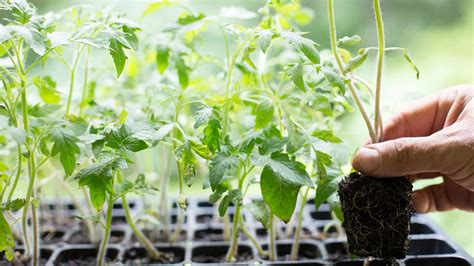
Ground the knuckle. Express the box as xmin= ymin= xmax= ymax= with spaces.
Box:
xmin=393 ymin=138 xmax=412 ymax=172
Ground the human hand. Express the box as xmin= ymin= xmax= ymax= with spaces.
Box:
xmin=352 ymin=85 xmax=474 ymax=213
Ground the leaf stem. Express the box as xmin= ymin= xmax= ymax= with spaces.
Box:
xmin=97 ymin=193 xmax=114 ymax=266
xmin=290 ymin=186 xmax=310 ymax=260
xmin=65 ymin=45 xmax=83 ymax=117
xmin=268 ymin=212 xmax=277 ymax=261
xmin=79 ymin=47 xmax=92 ymax=116
xmin=373 ymin=0 xmax=385 ymax=143
xmin=327 ymin=0 xmax=376 ymax=143
xmin=239 ymin=215 xmax=266 ymax=257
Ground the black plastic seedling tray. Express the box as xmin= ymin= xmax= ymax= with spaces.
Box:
xmin=2 ymin=197 xmax=473 ymax=265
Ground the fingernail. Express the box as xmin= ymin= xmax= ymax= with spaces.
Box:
xmin=354 ymin=148 xmax=380 ymax=172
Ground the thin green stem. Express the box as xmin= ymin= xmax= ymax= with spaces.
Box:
xmin=327 ymin=0 xmax=376 ymax=143
xmin=97 ymin=193 xmax=114 ymax=266
xmin=6 ymin=145 xmax=22 ymax=204
xmin=65 ymin=46 xmax=83 ymax=117
xmin=24 ymin=48 xmax=54 ymax=75
xmin=373 ymin=0 xmax=385 ymax=143
xmin=117 ymin=170 xmax=163 ymax=260
xmin=268 ymin=212 xmax=277 ymax=261
xmin=239 ymin=215 xmax=266 ymax=257
xmin=290 ymin=187 xmax=310 ymax=260
xmin=79 ymin=47 xmax=92 ymax=116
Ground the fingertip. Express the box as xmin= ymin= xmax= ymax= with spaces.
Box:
xmin=352 ymin=147 xmax=381 ymax=175
xmin=412 ymin=190 xmax=429 ymax=213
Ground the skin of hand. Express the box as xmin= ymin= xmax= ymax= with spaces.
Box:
xmin=352 ymin=85 xmax=474 ymax=213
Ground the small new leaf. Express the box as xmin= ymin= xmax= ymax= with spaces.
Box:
xmin=311 ymin=130 xmax=342 ymax=143
xmin=156 ymin=44 xmax=169 ymax=74
xmin=338 ymin=35 xmax=362 ymax=46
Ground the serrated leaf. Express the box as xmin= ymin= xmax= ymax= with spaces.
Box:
xmin=156 ymin=44 xmax=169 ymax=74
xmin=155 ymin=123 xmax=174 ymax=142
xmin=28 ymin=104 xmax=61 ymax=117
xmin=177 ymin=12 xmax=205 ymax=25
xmin=245 ymin=200 xmax=270 ymax=228
xmin=338 ymin=35 xmax=361 ymax=46
xmin=190 ymin=140 xmax=211 ymax=160
xmin=260 ymin=153 xmax=312 ymax=222
xmin=315 ymin=165 xmax=342 ymax=209
xmin=290 ymin=63 xmax=305 ymax=91
xmin=51 ymin=127 xmax=81 ymax=176
xmin=122 ymin=25 xmax=138 ymax=50
xmin=105 ymin=124 xmax=149 ymax=152
xmin=76 ymin=156 xmax=127 ymax=210
xmin=311 ymin=130 xmax=342 ymax=143
xmin=209 ymin=152 xmax=238 ymax=191
xmin=254 ymin=100 xmax=274 ymax=130
xmin=194 ymin=106 xmax=214 ymax=129
xmin=281 ymin=31 xmax=320 ymax=64
xmin=218 ymin=189 xmax=242 ymax=217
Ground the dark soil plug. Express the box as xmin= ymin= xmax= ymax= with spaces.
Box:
xmin=338 ymin=172 xmax=413 ymax=259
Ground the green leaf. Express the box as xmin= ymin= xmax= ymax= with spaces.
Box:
xmin=218 ymin=189 xmax=242 ymax=217
xmin=0 ymin=211 xmax=15 ymax=261
xmin=122 ymin=25 xmax=139 ymax=50
xmin=105 ymin=124 xmax=149 ymax=152
xmin=290 ymin=63 xmax=305 ymax=91
xmin=311 ymin=130 xmax=342 ymax=143
xmin=313 ymin=95 xmax=333 ymax=117
xmin=196 ymin=107 xmax=222 ymax=153
xmin=256 ymin=29 xmax=272 ymax=53
xmin=315 ymin=165 xmax=342 ymax=209
xmin=194 ymin=106 xmax=214 ymax=129
xmin=190 ymin=140 xmax=211 ymax=160
xmin=338 ymin=35 xmax=362 ymax=46
xmin=6 ymin=198 xmax=26 ymax=211
xmin=321 ymin=67 xmax=346 ymax=91
xmin=51 ymin=127 xmax=81 ymax=176
xmin=32 ymin=75 xmax=61 ymax=104
xmin=402 ymin=48 xmax=420 ymax=79
xmin=346 ymin=49 xmax=368 ymax=72
xmin=174 ymin=53 xmax=189 ymax=89
xmin=178 ymin=12 xmax=205 ymax=25
xmin=29 ymin=104 xmax=61 ymax=117
xmin=109 ymin=38 xmax=128 ymax=78
xmin=76 ymin=156 xmax=127 ymax=210
xmin=281 ymin=31 xmax=320 ymax=64
xmin=176 ymin=141 xmax=196 ymax=187
xmin=245 ymin=200 xmax=270 ymax=228
xmin=155 ymin=123 xmax=174 ymax=142
xmin=209 ymin=152 xmax=238 ymax=191
xmin=260 ymin=153 xmax=312 ymax=222
xmin=156 ymin=44 xmax=169 ymax=74
xmin=254 ymin=100 xmax=274 ymax=130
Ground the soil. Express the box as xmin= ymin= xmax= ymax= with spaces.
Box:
xmin=130 ymin=229 xmax=187 ymax=243
xmin=338 ymin=172 xmax=413 ymax=259
xmin=124 ymin=251 xmax=183 ymax=264
xmin=193 ymin=228 xmax=225 ymax=241
xmin=41 ymin=230 xmax=65 ymax=244
xmin=192 ymin=252 xmax=253 ymax=263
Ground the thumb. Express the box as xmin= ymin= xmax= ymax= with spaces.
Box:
xmin=352 ymin=135 xmax=446 ymax=177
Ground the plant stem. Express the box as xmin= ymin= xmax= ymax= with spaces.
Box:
xmin=79 ymin=47 xmax=91 ymax=116
xmin=239 ymin=215 xmax=266 ymax=257
xmin=65 ymin=46 xmax=82 ymax=117
xmin=225 ymin=201 xmax=242 ymax=262
xmin=373 ymin=0 xmax=385 ymax=143
xmin=223 ymin=213 xmax=231 ymax=241
xmin=6 ymin=145 xmax=22 ymax=204
xmin=290 ymin=186 xmax=310 ymax=260
xmin=268 ymin=212 xmax=277 ymax=261
xmin=327 ymin=0 xmax=376 ymax=143
xmin=159 ymin=150 xmax=171 ymax=240
xmin=97 ymin=193 xmax=114 ymax=266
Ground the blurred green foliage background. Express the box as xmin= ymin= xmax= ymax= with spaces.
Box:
xmin=5 ymin=0 xmax=472 ymax=255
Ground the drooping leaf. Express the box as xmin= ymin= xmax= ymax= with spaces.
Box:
xmin=254 ymin=100 xmax=274 ymax=130
xmin=209 ymin=152 xmax=238 ymax=191
xmin=155 ymin=44 xmax=169 ymax=74
xmin=176 ymin=141 xmax=196 ymax=187
xmin=109 ymin=38 xmax=128 ymax=78
xmin=311 ymin=130 xmax=342 ymax=143
xmin=76 ymin=156 xmax=127 ymax=210
xmin=5 ymin=198 xmax=26 ymax=211
xmin=194 ymin=106 xmax=214 ymax=129
xmin=122 ymin=25 xmax=139 ymax=50
xmin=51 ymin=127 xmax=81 ymax=176
xmin=190 ymin=140 xmax=211 ymax=160
xmin=155 ymin=123 xmax=174 ymax=142
xmin=401 ymin=48 xmax=420 ymax=79
xmin=281 ymin=31 xmax=320 ymax=64
xmin=177 ymin=12 xmax=205 ymax=25
xmin=218 ymin=189 xmax=242 ymax=217
xmin=256 ymin=29 xmax=272 ymax=53
xmin=315 ymin=165 xmax=342 ymax=210
xmin=260 ymin=153 xmax=312 ymax=222
xmin=195 ymin=106 xmax=222 ymax=153
xmin=290 ymin=63 xmax=305 ymax=91
xmin=174 ymin=53 xmax=189 ymax=89
xmin=245 ymin=199 xmax=270 ymax=228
